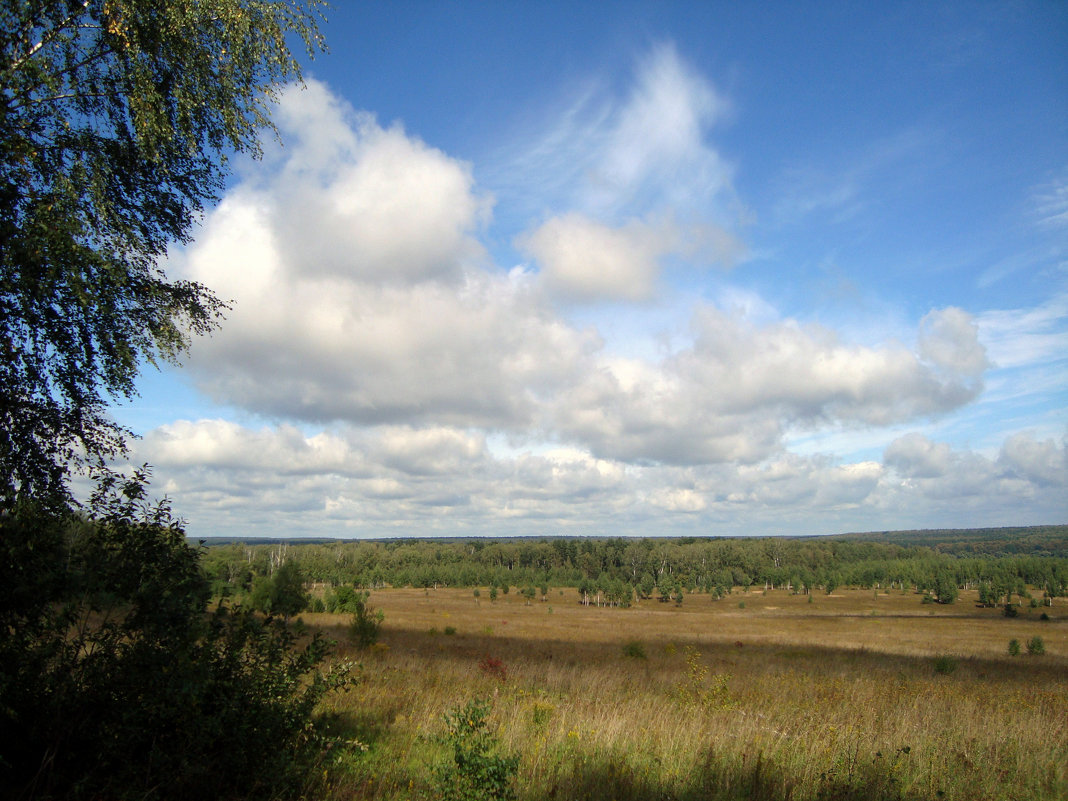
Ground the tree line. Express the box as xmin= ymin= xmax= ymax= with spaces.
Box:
xmin=202 ymin=531 xmax=1068 ymax=609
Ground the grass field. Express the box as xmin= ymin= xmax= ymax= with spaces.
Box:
xmin=305 ymin=587 xmax=1067 ymax=800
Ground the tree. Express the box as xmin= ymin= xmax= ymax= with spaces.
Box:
xmin=1 ymin=0 xmax=326 ymax=504
xmin=0 ymin=3 xmax=339 ymax=798
xmin=933 ymin=569 xmax=959 ymax=604
xmin=250 ymin=559 xmax=309 ymax=619
xmin=270 ymin=559 xmax=309 ymax=619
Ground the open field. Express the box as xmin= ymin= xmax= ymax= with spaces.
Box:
xmin=308 ymin=587 xmax=1067 ymax=800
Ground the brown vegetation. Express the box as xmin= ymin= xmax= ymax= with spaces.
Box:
xmin=308 ymin=586 xmax=1066 ymax=800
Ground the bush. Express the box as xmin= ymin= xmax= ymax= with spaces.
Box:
xmin=433 ymin=698 xmax=518 ymax=801
xmin=1026 ymin=636 xmax=1046 ymax=655
xmin=1003 ymin=603 xmax=1018 ymax=618
xmin=933 ymin=655 xmax=958 ymax=675
xmin=478 ymin=654 xmax=508 ymax=681
xmin=1008 ymin=639 xmax=1021 ymax=656
xmin=622 ymin=640 xmax=647 ymax=659
xmin=349 ymin=592 xmax=384 ymax=649
xmin=0 ymin=470 xmax=353 ymax=800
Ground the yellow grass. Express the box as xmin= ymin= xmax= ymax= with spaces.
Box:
xmin=306 ymin=587 xmax=1067 ymax=800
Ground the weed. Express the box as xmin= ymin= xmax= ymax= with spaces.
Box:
xmin=677 ymin=646 xmax=733 ymax=710
xmin=529 ymin=701 xmax=554 ymax=733
xmin=444 ymin=626 xmax=457 ymax=636
xmin=622 ymin=641 xmax=647 ymax=659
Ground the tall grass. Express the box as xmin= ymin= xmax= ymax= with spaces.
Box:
xmin=307 ymin=587 xmax=1067 ymax=800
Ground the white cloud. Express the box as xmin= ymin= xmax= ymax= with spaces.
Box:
xmin=998 ymin=432 xmax=1068 ymax=487
xmin=487 ymin=42 xmax=736 ymax=227
xmin=128 ymin=420 xmax=1065 ymax=539
xmin=519 ymin=213 xmax=744 ymax=303
xmin=918 ymin=307 xmax=989 ymax=378
xmin=884 ymin=432 xmax=954 ymax=478
xmin=131 ymin=63 xmax=1064 ymax=539
xmin=519 ymin=214 xmax=672 ymax=302
xmin=590 ymin=42 xmax=731 ymax=213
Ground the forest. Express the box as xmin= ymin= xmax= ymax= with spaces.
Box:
xmin=201 ymin=525 xmax=1068 ymax=612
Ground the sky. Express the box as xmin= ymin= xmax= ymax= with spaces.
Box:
xmin=113 ymin=1 xmax=1067 ymax=539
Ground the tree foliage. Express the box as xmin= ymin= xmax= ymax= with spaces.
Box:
xmin=0 ymin=3 xmax=344 ymax=798
xmin=0 ymin=0 xmax=326 ymax=503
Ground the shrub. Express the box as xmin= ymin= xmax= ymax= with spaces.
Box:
xmin=0 ymin=471 xmax=353 ymax=800
xmin=478 ymin=654 xmax=508 ymax=681
xmin=1008 ymin=639 xmax=1021 ymax=656
xmin=1003 ymin=603 xmax=1018 ymax=618
xmin=444 ymin=625 xmax=457 ymax=636
xmin=1026 ymin=636 xmax=1046 ymax=655
xmin=933 ymin=655 xmax=958 ymax=675
xmin=433 ymin=698 xmax=518 ymax=801
xmin=622 ymin=640 xmax=647 ymax=659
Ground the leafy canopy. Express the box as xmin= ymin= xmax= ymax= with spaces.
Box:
xmin=0 ymin=0 xmax=326 ymax=502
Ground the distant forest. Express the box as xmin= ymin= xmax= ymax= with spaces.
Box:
xmin=200 ymin=525 xmax=1068 ymax=608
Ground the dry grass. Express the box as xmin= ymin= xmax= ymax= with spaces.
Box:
xmin=306 ymin=587 xmax=1067 ymax=800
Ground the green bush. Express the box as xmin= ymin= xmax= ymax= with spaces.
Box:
xmin=933 ymin=654 xmax=958 ymax=675
xmin=1008 ymin=639 xmax=1021 ymax=656
xmin=433 ymin=698 xmax=518 ymax=801
xmin=0 ymin=470 xmax=352 ymax=800
xmin=1026 ymin=636 xmax=1046 ymax=655
xmin=622 ymin=640 xmax=647 ymax=659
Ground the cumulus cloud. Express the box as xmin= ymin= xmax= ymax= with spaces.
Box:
xmin=884 ymin=432 xmax=953 ymax=478
xmin=177 ymin=89 xmax=990 ymax=466
xmin=918 ymin=307 xmax=988 ymax=378
xmin=519 ymin=213 xmax=743 ymax=302
xmin=998 ymin=432 xmax=1068 ymax=487
xmin=545 ymin=306 xmax=988 ymax=466
xmin=129 ymin=420 xmax=1065 ymax=539
xmin=882 ymin=432 xmax=1067 ymax=514
xmin=519 ymin=214 xmax=672 ymax=302
xmin=141 ymin=69 xmax=1044 ymax=539
xmin=268 ymin=81 xmax=490 ymax=285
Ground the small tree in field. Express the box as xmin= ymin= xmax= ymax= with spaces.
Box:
xmin=433 ymin=698 xmax=518 ymax=801
xmin=933 ymin=570 xmax=959 ymax=604
xmin=349 ymin=592 xmax=384 ymax=649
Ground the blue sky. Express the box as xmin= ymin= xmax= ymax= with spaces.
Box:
xmin=114 ymin=1 xmax=1066 ymax=538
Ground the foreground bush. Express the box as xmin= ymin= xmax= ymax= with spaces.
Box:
xmin=0 ymin=471 xmax=352 ymax=800
xmin=432 ymin=698 xmax=518 ymax=801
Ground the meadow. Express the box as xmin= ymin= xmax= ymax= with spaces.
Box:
xmin=305 ymin=586 xmax=1067 ymax=801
